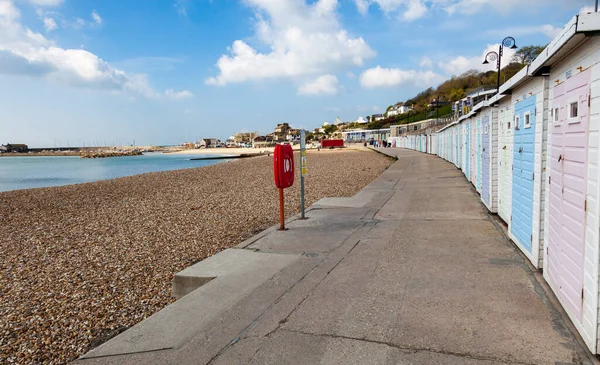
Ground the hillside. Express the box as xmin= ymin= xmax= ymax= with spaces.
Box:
xmin=365 ymin=45 xmax=545 ymax=129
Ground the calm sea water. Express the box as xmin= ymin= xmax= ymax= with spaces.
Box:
xmin=0 ymin=152 xmax=228 ymax=192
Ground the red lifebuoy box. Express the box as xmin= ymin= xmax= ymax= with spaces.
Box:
xmin=273 ymin=144 xmax=294 ymax=189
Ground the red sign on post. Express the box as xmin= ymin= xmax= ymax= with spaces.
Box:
xmin=273 ymin=143 xmax=294 ymax=230
xmin=273 ymin=144 xmax=294 ymax=189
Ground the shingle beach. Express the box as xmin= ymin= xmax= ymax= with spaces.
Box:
xmin=0 ymin=148 xmax=392 ymax=364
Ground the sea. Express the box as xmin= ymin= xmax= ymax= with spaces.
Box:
xmin=0 ymin=152 xmax=229 ymax=193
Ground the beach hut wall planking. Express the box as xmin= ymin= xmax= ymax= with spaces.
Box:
xmin=470 ymin=118 xmax=477 ymax=185
xmin=537 ymin=12 xmax=600 ymax=353
xmin=497 ymin=96 xmax=515 ymax=225
xmin=499 ymin=67 xmax=548 ymax=269
xmin=480 ymin=104 xmax=498 ymax=213
xmin=477 ymin=117 xmax=483 ymax=193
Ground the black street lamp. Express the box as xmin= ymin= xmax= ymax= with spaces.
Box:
xmin=483 ymin=36 xmax=518 ymax=95
xmin=436 ymin=92 xmax=446 ymax=122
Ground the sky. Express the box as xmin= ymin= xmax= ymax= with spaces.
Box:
xmin=0 ymin=0 xmax=595 ymax=147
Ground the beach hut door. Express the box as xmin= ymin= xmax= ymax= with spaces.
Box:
xmin=511 ymin=96 xmax=536 ymax=253
xmin=547 ymin=69 xmax=590 ymax=321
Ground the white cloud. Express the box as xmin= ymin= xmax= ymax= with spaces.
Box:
xmin=206 ymin=0 xmax=375 ymax=87
xmin=580 ymin=6 xmax=595 ymax=13
xmin=483 ymin=24 xmax=560 ymax=40
xmin=174 ymin=0 xmax=187 ymax=16
xmin=403 ymin=0 xmax=427 ymax=21
xmin=441 ymin=0 xmax=574 ymax=16
xmin=354 ymin=0 xmax=369 ymax=15
xmin=419 ymin=56 xmax=433 ymax=68
xmin=0 ymin=0 xmax=180 ymax=98
xmin=438 ymin=43 xmax=517 ymax=76
xmin=25 ymin=0 xmax=63 ymax=6
xmin=355 ymin=0 xmax=429 ymax=20
xmin=359 ymin=66 xmax=442 ymax=89
xmin=298 ymin=74 xmax=339 ymax=95
xmin=43 ymin=16 xmax=56 ymax=31
xmin=91 ymin=10 xmax=102 ymax=25
xmin=165 ymin=89 xmax=194 ymax=99
xmin=0 ymin=0 xmax=19 ymax=19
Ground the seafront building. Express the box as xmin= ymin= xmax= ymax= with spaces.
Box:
xmin=341 ymin=128 xmax=390 ymax=143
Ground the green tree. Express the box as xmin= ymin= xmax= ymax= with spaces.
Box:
xmin=323 ymin=124 xmax=338 ymax=134
xmin=511 ymin=45 xmax=545 ymax=65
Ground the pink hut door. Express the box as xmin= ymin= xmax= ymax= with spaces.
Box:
xmin=547 ymin=68 xmax=591 ymax=321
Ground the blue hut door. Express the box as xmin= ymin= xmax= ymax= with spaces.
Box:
xmin=511 ymin=96 xmax=537 ymax=253
xmin=482 ymin=115 xmax=490 ymax=205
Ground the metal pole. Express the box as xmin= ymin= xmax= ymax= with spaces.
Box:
xmin=279 ymin=188 xmax=285 ymax=230
xmin=596 ymin=0 xmax=599 ymax=12
xmin=300 ymin=130 xmax=306 ymax=219
xmin=496 ymin=45 xmax=502 ymax=94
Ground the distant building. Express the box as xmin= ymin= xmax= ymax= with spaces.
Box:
xmin=272 ymin=123 xmax=293 ymax=141
xmin=233 ymin=132 xmax=258 ymax=146
xmin=5 ymin=144 xmax=28 ymax=153
xmin=252 ymin=135 xmax=275 ymax=148
xmin=199 ymin=138 xmax=219 ymax=148
xmin=453 ymin=88 xmax=496 ymax=118
xmin=387 ymin=104 xmax=412 ymax=117
xmin=0 ymin=145 xmax=7 ymax=153
xmin=355 ymin=116 xmax=368 ymax=124
xmin=342 ymin=128 xmax=390 ymax=143
xmin=373 ymin=114 xmax=385 ymax=121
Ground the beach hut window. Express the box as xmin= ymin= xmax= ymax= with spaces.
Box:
xmin=569 ymin=100 xmax=579 ymax=123
xmin=524 ymin=112 xmax=531 ymax=129
xmin=514 ymin=115 xmax=520 ymax=130
xmin=507 ymin=119 xmax=511 ymax=130
xmin=554 ymin=108 xmax=559 ymax=122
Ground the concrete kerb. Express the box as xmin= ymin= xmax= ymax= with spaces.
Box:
xmin=367 ymin=147 xmax=399 ymax=161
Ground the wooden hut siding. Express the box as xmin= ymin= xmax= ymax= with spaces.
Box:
xmin=497 ymin=97 xmax=514 ymax=225
xmin=542 ymin=30 xmax=600 ymax=352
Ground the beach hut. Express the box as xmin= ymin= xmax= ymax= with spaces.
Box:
xmin=497 ymin=94 xmax=515 ymax=224
xmin=536 ymin=12 xmax=600 ymax=353
xmin=476 ymin=117 xmax=483 ymax=192
xmin=487 ymin=61 xmax=547 ymax=268
xmin=470 ymin=118 xmax=477 ymax=185
xmin=478 ymin=102 xmax=497 ymax=212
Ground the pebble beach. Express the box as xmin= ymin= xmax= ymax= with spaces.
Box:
xmin=0 ymin=148 xmax=392 ymax=364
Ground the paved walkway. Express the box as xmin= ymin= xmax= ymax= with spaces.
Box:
xmin=77 ymin=149 xmax=595 ymax=365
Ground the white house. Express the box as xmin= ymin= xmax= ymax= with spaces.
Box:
xmin=0 ymin=145 xmax=7 ymax=153
xmin=387 ymin=104 xmax=411 ymax=117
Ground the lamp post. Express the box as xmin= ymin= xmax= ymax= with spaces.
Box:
xmin=436 ymin=92 xmax=446 ymax=122
xmin=483 ymin=36 xmax=518 ymax=95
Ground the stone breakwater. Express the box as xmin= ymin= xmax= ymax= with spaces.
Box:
xmin=0 ymin=149 xmax=392 ymax=364
xmin=80 ymin=150 xmax=143 ymax=158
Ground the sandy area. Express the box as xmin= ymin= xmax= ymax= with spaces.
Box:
xmin=0 ymin=148 xmax=392 ymax=364
xmin=170 ymin=143 xmax=331 ymax=155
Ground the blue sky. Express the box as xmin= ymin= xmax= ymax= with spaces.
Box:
xmin=0 ymin=0 xmax=593 ymax=147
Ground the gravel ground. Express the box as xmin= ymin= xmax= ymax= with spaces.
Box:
xmin=0 ymin=148 xmax=392 ymax=364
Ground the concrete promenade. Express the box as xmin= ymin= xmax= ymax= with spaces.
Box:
xmin=77 ymin=148 xmax=595 ymax=364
